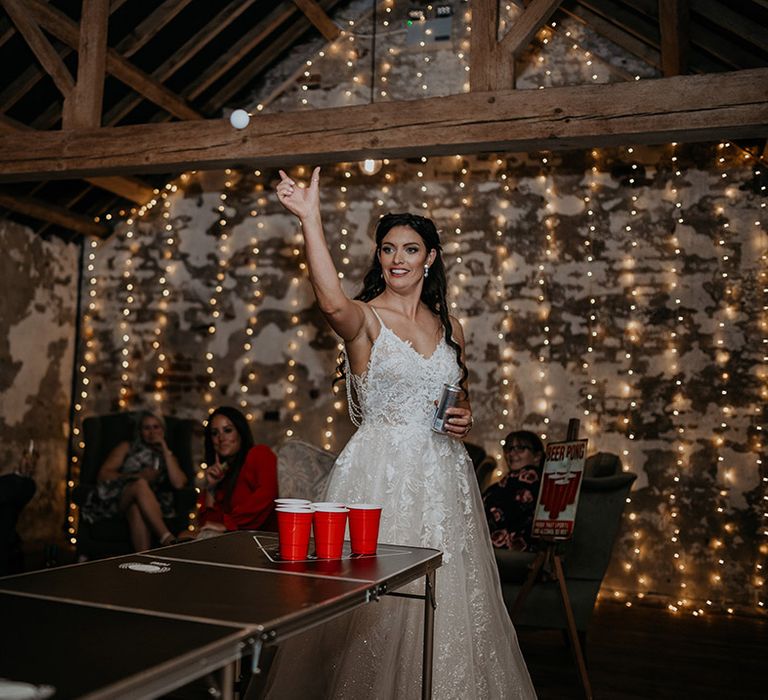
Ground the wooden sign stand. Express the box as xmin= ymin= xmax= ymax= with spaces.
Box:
xmin=510 ymin=418 xmax=593 ymax=700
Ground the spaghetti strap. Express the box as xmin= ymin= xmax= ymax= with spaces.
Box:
xmin=369 ymin=305 xmax=385 ymax=327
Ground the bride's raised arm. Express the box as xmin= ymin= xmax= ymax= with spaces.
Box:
xmin=276 ymin=167 xmax=365 ymax=342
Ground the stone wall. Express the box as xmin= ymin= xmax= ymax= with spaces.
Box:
xmin=75 ymin=143 xmax=767 ymax=613
xmin=0 ymin=220 xmax=79 ymax=546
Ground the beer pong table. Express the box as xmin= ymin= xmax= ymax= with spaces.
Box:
xmin=0 ymin=531 xmax=442 ymax=699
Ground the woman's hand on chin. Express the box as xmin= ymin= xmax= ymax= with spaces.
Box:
xmin=205 ymin=456 xmax=229 ymax=488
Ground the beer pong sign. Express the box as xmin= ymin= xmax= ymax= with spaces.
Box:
xmin=532 ymin=439 xmax=588 ymax=540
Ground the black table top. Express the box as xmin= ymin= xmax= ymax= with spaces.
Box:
xmin=0 ymin=592 xmax=244 ymax=699
xmin=0 ymin=531 xmax=442 ymax=698
xmin=0 ymin=532 xmax=441 ymax=635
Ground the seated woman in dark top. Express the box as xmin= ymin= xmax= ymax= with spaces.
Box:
xmin=81 ymin=410 xmax=187 ymax=551
xmin=196 ymin=406 xmax=278 ymax=536
xmin=482 ymin=430 xmax=545 ymax=552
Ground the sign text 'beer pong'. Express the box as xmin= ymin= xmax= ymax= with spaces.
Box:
xmin=532 ymin=439 xmax=588 ymax=540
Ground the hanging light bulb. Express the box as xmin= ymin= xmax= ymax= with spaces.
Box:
xmin=359 ymin=158 xmax=383 ymax=175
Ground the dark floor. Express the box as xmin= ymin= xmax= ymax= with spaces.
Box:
xmin=519 ymin=600 xmax=767 ymax=699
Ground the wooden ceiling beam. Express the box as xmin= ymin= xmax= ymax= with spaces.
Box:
xmin=572 ymin=0 xmax=723 ymax=73
xmin=290 ymin=0 xmax=340 ymax=42
xmin=183 ymin=3 xmax=302 ymax=101
xmin=25 ymin=0 xmax=202 ymax=121
xmin=0 ymin=15 xmax=15 ymax=48
xmin=499 ymin=0 xmax=563 ymax=55
xmin=0 ymin=188 xmax=110 ymax=236
xmin=578 ymin=0 xmax=659 ymax=45
xmin=1 ymin=68 xmax=766 ymax=180
xmin=82 ymin=175 xmax=154 ymax=203
xmin=115 ymin=0 xmax=194 ymax=58
xmin=561 ymin=4 xmax=660 ymax=68
xmin=202 ymin=0 xmax=340 ymax=112
xmin=103 ymin=0 xmax=260 ymax=126
xmin=688 ymin=21 xmax=765 ymax=70
xmin=62 ymin=0 xmax=109 ymax=130
xmin=0 ymin=50 xmax=72 ymax=115
xmin=1 ymin=0 xmax=74 ymax=96
xmin=0 ymin=93 xmax=153 ymax=203
xmin=0 ymin=0 xmax=127 ymax=118
xmin=658 ymin=0 xmax=689 ymax=76
xmin=470 ymin=0 xmax=513 ymax=91
xmin=690 ymin=0 xmax=768 ymax=54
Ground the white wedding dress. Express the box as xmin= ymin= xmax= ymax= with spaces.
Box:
xmin=265 ymin=309 xmax=536 ymax=699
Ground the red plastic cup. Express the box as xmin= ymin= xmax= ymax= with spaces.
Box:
xmin=347 ymin=504 xmax=382 ymax=555
xmin=275 ymin=498 xmax=311 ymax=507
xmin=277 ymin=507 xmax=313 ymax=561
xmin=312 ymin=506 xmax=348 ymax=559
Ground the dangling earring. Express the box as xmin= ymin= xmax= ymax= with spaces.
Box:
xmin=423 ymin=264 xmax=429 ymax=279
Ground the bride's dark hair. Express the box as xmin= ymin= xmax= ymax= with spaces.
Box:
xmin=335 ymin=212 xmax=468 ymax=391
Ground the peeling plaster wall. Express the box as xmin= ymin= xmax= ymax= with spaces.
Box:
xmin=78 ymin=145 xmax=766 ymax=611
xmin=0 ymin=220 xmax=78 ymax=545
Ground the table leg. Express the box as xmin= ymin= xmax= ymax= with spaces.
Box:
xmin=421 ymin=570 xmax=437 ymax=700
xmin=218 ymin=660 xmax=235 ymax=699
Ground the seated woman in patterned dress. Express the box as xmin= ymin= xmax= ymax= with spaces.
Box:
xmin=81 ymin=410 xmax=187 ymax=551
xmin=482 ymin=430 xmax=545 ymax=552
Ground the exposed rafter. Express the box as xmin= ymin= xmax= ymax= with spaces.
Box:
xmin=291 ymin=0 xmax=340 ymax=42
xmin=0 ymin=188 xmax=110 ymax=236
xmin=202 ymin=0 xmax=341 ymax=113
xmin=658 ymin=0 xmax=689 ymax=77
xmin=471 ymin=0 xmax=563 ymax=91
xmin=499 ymin=0 xmax=563 ymax=55
xmin=62 ymin=0 xmax=109 ymax=130
xmin=1 ymin=0 xmax=74 ymax=96
xmin=25 ymin=0 xmax=202 ymax=121
xmin=101 ymin=0 xmax=260 ymax=126
xmin=1 ymin=69 xmax=765 ymax=181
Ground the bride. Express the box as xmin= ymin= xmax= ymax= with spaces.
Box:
xmin=266 ymin=168 xmax=536 ymax=699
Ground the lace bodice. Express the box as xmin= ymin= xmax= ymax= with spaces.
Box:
xmin=346 ymin=311 xmax=461 ymax=428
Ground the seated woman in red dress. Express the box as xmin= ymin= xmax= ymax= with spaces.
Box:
xmin=196 ymin=406 xmax=278 ymax=536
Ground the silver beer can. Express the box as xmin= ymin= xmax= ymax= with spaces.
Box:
xmin=432 ymin=383 xmax=462 ymax=434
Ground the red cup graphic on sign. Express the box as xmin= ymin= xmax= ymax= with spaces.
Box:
xmin=543 ymin=471 xmax=582 ymax=519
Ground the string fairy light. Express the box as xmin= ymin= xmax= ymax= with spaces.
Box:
xmin=708 ymin=142 xmax=742 ymax=613
xmin=66 ymin=237 xmax=103 ymax=547
xmin=535 ymin=152 xmax=554 ymax=442
xmin=202 ymin=171 xmax=237 ymax=414
xmin=494 ymin=155 xmax=515 ymax=465
xmin=581 ymin=148 xmax=601 ymax=439
xmin=116 ymin=216 xmax=140 ymax=410
xmin=663 ymin=142 xmax=695 ymax=614
xmin=151 ymin=186 xmax=179 ymax=407
xmin=238 ymin=172 xmax=267 ymax=420
xmin=751 ymin=165 xmax=767 ymax=611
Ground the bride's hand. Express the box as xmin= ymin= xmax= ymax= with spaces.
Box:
xmin=276 ymin=166 xmax=320 ymax=220
xmin=444 ymin=406 xmax=473 ymax=440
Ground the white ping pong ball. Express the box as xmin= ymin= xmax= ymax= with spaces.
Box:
xmin=230 ymin=109 xmax=250 ymax=130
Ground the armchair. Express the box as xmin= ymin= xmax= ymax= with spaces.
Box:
xmin=275 ymin=439 xmax=337 ymax=502
xmin=494 ymin=452 xmax=636 ymax=642
xmin=73 ymin=412 xmax=197 ymax=560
